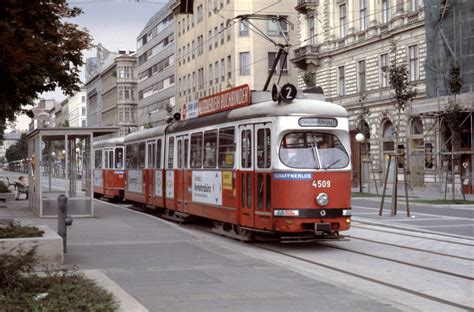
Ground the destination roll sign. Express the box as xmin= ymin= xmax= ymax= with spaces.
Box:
xmin=181 ymin=84 xmax=251 ymax=120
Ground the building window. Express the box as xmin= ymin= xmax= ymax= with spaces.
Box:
xmin=197 ymin=35 xmax=203 ymax=55
xmin=380 ymin=53 xmax=389 ymax=87
xmin=268 ymin=52 xmax=288 ymax=74
xmin=198 ymin=68 xmax=204 ymax=90
xmin=360 ymin=0 xmax=367 ymax=31
xmin=340 ymin=4 xmax=347 ymax=37
xmin=382 ymin=0 xmax=389 ymax=23
xmin=409 ymin=45 xmax=419 ymax=81
xmin=82 ymin=96 xmax=85 ymax=103
xmin=220 ymin=58 xmax=225 ymax=81
xmin=214 ymin=26 xmax=218 ymax=48
xmin=358 ymin=60 xmax=366 ymax=92
xmin=208 ymin=30 xmax=212 ymax=50
xmin=227 ymin=55 xmax=232 ymax=79
xmin=239 ymin=52 xmax=250 ymax=75
xmin=239 ymin=21 xmax=249 ymax=36
xmin=220 ymin=23 xmax=225 ymax=44
xmin=209 ymin=64 xmax=213 ymax=84
xmin=307 ymin=15 xmax=315 ymax=45
xmin=338 ymin=66 xmax=345 ymax=96
xmin=267 ymin=17 xmax=288 ymax=38
xmin=410 ymin=0 xmax=418 ymax=11
xmin=208 ymin=0 xmax=212 ymax=16
xmin=214 ymin=61 xmax=219 ymax=83
xmin=82 ymin=107 xmax=86 ymax=116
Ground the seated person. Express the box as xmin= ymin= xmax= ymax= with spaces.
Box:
xmin=16 ymin=176 xmax=28 ymax=200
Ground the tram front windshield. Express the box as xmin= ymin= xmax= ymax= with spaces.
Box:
xmin=279 ymin=132 xmax=349 ymax=169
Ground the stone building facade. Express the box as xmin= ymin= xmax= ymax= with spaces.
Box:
xmin=292 ymin=0 xmax=433 ymax=189
xmin=85 ymin=46 xmax=138 ymax=138
xmin=171 ymin=0 xmax=298 ymax=109
xmin=137 ymin=1 xmax=176 ymax=128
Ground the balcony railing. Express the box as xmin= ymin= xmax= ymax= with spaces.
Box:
xmin=292 ymin=45 xmax=320 ymax=69
xmin=295 ymin=0 xmax=318 ymax=14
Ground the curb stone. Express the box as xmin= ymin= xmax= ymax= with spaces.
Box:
xmin=82 ymin=269 xmax=149 ymax=312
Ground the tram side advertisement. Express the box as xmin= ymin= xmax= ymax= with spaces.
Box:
xmin=127 ymin=170 xmax=142 ymax=193
xmin=155 ymin=170 xmax=163 ymax=197
xmin=192 ymin=171 xmax=222 ymax=205
xmin=93 ymin=169 xmax=103 ymax=187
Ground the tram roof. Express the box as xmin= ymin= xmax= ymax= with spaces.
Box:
xmin=124 ymin=124 xmax=168 ymax=143
xmin=93 ymin=137 xmax=124 ymax=148
xmin=167 ymin=91 xmax=348 ymax=134
xmin=123 ymin=90 xmax=348 ymax=142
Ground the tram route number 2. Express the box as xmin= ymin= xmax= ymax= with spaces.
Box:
xmin=312 ymin=180 xmax=331 ymax=188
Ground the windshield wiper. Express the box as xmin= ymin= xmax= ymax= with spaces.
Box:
xmin=310 ymin=135 xmax=320 ymax=168
xmin=325 ymin=158 xmax=343 ymax=169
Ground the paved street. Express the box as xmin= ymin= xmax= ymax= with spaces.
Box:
xmin=1 ymin=170 xmax=473 ymax=311
xmin=352 ymin=196 xmax=474 ymax=238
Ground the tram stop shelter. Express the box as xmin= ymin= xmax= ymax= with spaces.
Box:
xmin=27 ymin=127 xmax=119 ymax=218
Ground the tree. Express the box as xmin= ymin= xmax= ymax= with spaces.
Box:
xmin=5 ymin=133 xmax=28 ymax=163
xmin=445 ymin=63 xmax=464 ymax=200
xmin=0 ymin=1 xmax=92 ymax=137
xmin=380 ymin=44 xmax=416 ymax=216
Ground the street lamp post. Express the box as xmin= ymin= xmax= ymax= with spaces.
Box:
xmin=355 ymin=133 xmax=365 ymax=193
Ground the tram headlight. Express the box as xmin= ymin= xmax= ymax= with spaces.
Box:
xmin=316 ymin=193 xmax=329 ymax=206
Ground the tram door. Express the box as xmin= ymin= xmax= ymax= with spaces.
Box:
xmin=254 ymin=124 xmax=272 ymax=230
xmin=175 ymin=135 xmax=189 ymax=211
xmin=146 ymin=140 xmax=156 ymax=205
xmin=239 ymin=125 xmax=254 ymax=227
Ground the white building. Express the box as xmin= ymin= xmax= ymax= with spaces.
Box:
xmin=68 ymin=88 xmax=87 ymax=127
xmin=172 ymin=0 xmax=298 ymax=109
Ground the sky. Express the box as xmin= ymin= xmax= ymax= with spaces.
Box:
xmin=13 ymin=0 xmax=165 ymax=132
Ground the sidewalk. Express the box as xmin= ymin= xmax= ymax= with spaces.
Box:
xmin=352 ymin=184 xmax=474 ymax=202
xmin=1 ymin=198 xmax=399 ymax=312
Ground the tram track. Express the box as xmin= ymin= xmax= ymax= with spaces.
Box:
xmin=351 ymin=222 xmax=474 ymax=245
xmin=348 ymin=235 xmax=474 ymax=261
xmin=250 ymin=242 xmax=473 ymax=311
xmin=313 ymin=241 xmax=473 ymax=281
xmin=111 ymin=200 xmax=473 ymax=310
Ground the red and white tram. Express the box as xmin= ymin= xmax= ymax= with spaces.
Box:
xmin=123 ymin=84 xmax=352 ymax=240
xmin=93 ymin=138 xmax=125 ymax=199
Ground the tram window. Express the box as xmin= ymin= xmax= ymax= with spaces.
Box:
xmin=257 ymin=128 xmax=271 ymax=168
xmin=108 ymin=150 xmax=113 ymax=169
xmin=241 ymin=129 xmax=252 ymax=168
xmin=257 ymin=173 xmax=264 ymax=209
xmin=190 ymin=133 xmax=203 ymax=168
xmin=204 ymin=130 xmax=217 ymax=168
xmin=138 ymin=142 xmax=146 ymax=169
xmin=184 ymin=138 xmax=189 ymax=168
xmin=279 ymin=132 xmax=349 ymax=169
xmin=246 ymin=173 xmax=252 ymax=208
xmin=218 ymin=127 xmax=235 ymax=168
xmin=125 ymin=145 xmax=132 ymax=168
xmin=156 ymin=139 xmax=162 ymax=169
xmin=167 ymin=137 xmax=174 ymax=169
xmin=94 ymin=150 xmax=102 ymax=169
xmin=115 ymin=148 xmax=124 ymax=169
xmin=104 ymin=150 xmax=109 ymax=169
xmin=177 ymin=139 xmax=183 ymax=168
xmin=147 ymin=143 xmax=155 ymax=169
xmin=266 ymin=174 xmax=271 ymax=210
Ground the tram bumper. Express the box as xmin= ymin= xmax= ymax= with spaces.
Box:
xmin=273 ymin=208 xmax=352 ymax=233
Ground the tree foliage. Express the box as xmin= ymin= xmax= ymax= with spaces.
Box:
xmin=5 ymin=133 xmax=28 ymax=163
xmin=357 ymin=94 xmax=370 ymax=138
xmin=445 ymin=63 xmax=464 ymax=139
xmin=388 ymin=59 xmax=417 ymax=113
xmin=0 ymin=1 xmax=92 ymax=137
